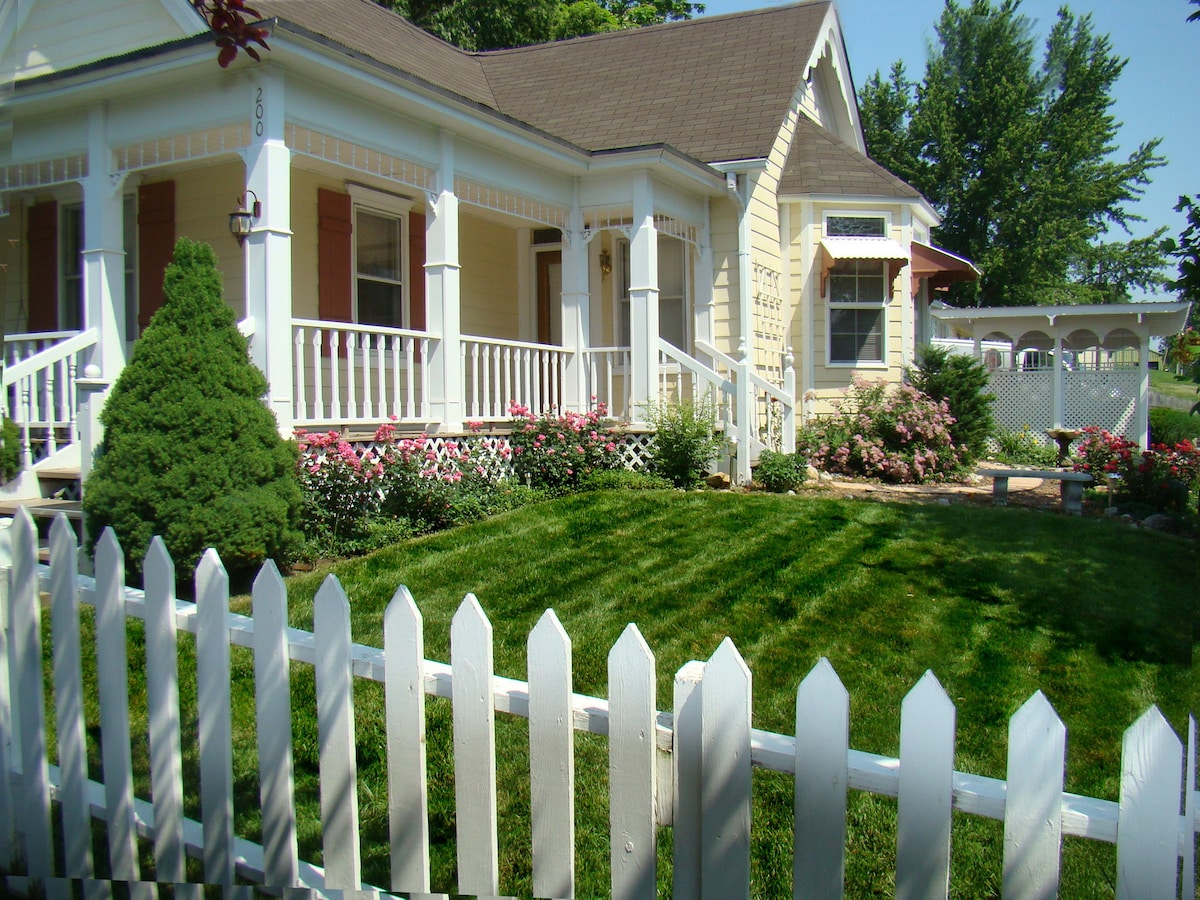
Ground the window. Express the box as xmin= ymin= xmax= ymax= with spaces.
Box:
xmin=826 ymin=215 xmax=886 ymax=238
xmin=618 ymin=235 xmax=688 ymax=350
xmin=60 ymin=204 xmax=83 ymax=331
xmin=828 ymin=259 xmax=885 ymax=365
xmin=355 ymin=207 xmax=405 ymax=328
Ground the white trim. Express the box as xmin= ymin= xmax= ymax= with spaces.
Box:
xmin=346 ymin=182 xmax=414 ymax=216
xmin=351 ymin=202 xmax=410 ymax=330
xmin=826 ymin=258 xmax=888 ymax=367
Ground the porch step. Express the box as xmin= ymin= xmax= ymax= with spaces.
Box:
xmin=35 ymin=464 xmax=81 ymax=502
xmin=0 ymin=498 xmax=83 ymax=521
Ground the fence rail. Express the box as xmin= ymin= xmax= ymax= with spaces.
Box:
xmin=0 ymin=509 xmax=1194 ymax=897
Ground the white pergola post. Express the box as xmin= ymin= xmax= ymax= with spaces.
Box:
xmin=79 ymin=102 xmax=129 ymax=482
xmin=244 ymin=67 xmax=294 ymax=434
xmin=1136 ymin=328 xmax=1151 ymax=448
xmin=560 ymin=200 xmax=590 ymax=413
xmin=628 ymin=173 xmax=659 ymax=422
xmin=1051 ymin=331 xmax=1065 ymax=429
xmin=426 ymin=130 xmax=463 ymax=430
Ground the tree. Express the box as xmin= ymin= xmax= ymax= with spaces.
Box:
xmin=83 ymin=238 xmax=302 ymax=586
xmin=1165 ymin=195 xmax=1200 ymax=329
xmin=191 ymin=0 xmax=269 ymax=67
xmin=382 ymin=0 xmax=702 ymax=49
xmin=859 ymin=0 xmax=1166 ymax=307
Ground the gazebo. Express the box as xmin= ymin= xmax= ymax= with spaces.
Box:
xmin=930 ymin=301 xmax=1193 ymax=449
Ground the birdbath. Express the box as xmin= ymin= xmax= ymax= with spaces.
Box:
xmin=1045 ymin=428 xmax=1081 ymax=467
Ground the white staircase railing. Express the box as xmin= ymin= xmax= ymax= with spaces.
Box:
xmin=1 ymin=329 xmax=98 ymax=470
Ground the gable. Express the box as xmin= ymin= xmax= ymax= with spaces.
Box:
xmin=0 ymin=0 xmax=204 ymax=84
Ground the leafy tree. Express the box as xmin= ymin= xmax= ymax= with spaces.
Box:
xmin=83 ymin=238 xmax=302 ymax=586
xmin=382 ymin=0 xmax=702 ymax=49
xmin=859 ymin=0 xmax=1166 ymax=307
xmin=1165 ymin=195 xmax=1200 ymax=329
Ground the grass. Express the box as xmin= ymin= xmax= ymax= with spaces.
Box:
xmin=43 ymin=490 xmax=1197 ymax=897
xmin=1150 ymin=367 xmax=1199 ymax=402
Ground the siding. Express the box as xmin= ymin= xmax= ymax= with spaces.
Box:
xmin=460 ymin=216 xmax=519 ymax=339
xmin=174 ymin=161 xmax=246 ymax=318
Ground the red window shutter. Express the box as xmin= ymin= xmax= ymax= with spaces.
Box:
xmin=25 ymin=201 xmax=59 ymax=332
xmin=138 ymin=181 xmax=176 ymax=329
xmin=318 ymin=188 xmax=353 ymax=324
xmin=408 ymin=211 xmax=426 ymax=332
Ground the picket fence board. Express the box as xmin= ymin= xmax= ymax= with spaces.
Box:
xmin=49 ymin=516 xmax=92 ymax=882
xmin=253 ymin=561 xmax=300 ymax=889
xmin=451 ymin=595 xmax=500 ymax=897
xmin=0 ymin=520 xmax=13 ymax=869
xmin=1002 ymin=691 xmax=1065 ymax=899
xmin=94 ymin=528 xmax=142 ymax=889
xmin=700 ymin=638 xmax=751 ymax=900
xmin=1116 ymin=706 xmax=1182 ymax=898
xmin=672 ymin=660 xmax=705 ymax=898
xmin=314 ymin=575 xmax=363 ymax=890
xmin=793 ymin=656 xmax=849 ymax=899
xmin=143 ymin=538 xmax=188 ymax=887
xmin=895 ymin=670 xmax=956 ymax=900
xmin=1184 ymin=717 xmax=1196 ymax=899
xmin=527 ymin=608 xmax=575 ymax=900
xmin=196 ymin=548 xmax=236 ymax=888
xmin=608 ymin=624 xmax=656 ymax=900
xmin=384 ymin=586 xmax=431 ymax=894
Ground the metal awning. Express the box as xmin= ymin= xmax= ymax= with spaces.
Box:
xmin=910 ymin=240 xmax=979 ymax=293
xmin=819 ymin=237 xmax=909 ymax=294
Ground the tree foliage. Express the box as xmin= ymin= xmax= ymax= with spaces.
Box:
xmin=381 ymin=0 xmax=702 ymax=49
xmin=191 ymin=0 xmax=269 ymax=67
xmin=1165 ymin=195 xmax=1200 ymax=329
xmin=908 ymin=344 xmax=995 ymax=464
xmin=859 ymin=0 xmax=1166 ymax=307
xmin=83 ymin=238 xmax=302 ymax=586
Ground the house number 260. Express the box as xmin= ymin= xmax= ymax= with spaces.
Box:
xmin=255 ymin=86 xmax=265 ymax=137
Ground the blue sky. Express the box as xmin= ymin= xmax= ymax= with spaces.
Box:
xmin=701 ymin=0 xmax=1199 ymax=247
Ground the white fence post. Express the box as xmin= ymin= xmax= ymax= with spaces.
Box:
xmin=94 ymin=528 xmax=142 ymax=890
xmin=700 ymin=638 xmax=751 ymax=899
xmin=1183 ymin=716 xmax=1196 ymax=899
xmin=196 ymin=548 xmax=235 ymax=887
xmin=609 ymin=623 xmax=657 ymax=900
xmin=0 ymin=526 xmax=13 ymax=871
xmin=144 ymin=538 xmax=188 ymax=890
xmin=49 ymin=517 xmax=92 ymax=884
xmin=672 ymin=660 xmax=705 ymax=897
xmin=1002 ymin=691 xmax=1065 ymax=899
xmin=254 ymin=561 xmax=300 ymax=889
xmin=794 ymin=657 xmax=849 ymax=898
xmin=528 ymin=608 xmax=575 ymax=900
xmin=314 ymin=575 xmax=363 ymax=890
xmin=1116 ymin=706 xmax=1182 ymax=898
xmin=385 ymin=586 xmax=431 ymax=894
xmin=451 ymin=594 xmax=499 ymax=897
xmin=896 ymin=670 xmax=956 ymax=900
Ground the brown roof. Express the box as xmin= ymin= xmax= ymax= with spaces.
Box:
xmin=255 ymin=0 xmax=832 ymax=163
xmin=779 ymin=114 xmax=921 ymax=199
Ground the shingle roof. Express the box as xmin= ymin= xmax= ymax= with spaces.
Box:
xmin=254 ymin=0 xmax=832 ymax=164
xmin=779 ymin=114 xmax=921 ymax=199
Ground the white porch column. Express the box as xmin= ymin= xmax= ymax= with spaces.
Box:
xmin=693 ymin=207 xmax=715 ymax=363
xmin=79 ymin=103 xmax=129 ymax=482
xmin=560 ymin=199 xmax=590 ymax=413
xmin=244 ymin=68 xmax=294 ymax=434
xmin=426 ymin=130 xmax=463 ymax=429
xmin=628 ymin=173 xmax=659 ymax=421
xmin=1051 ymin=329 xmax=1065 ymax=429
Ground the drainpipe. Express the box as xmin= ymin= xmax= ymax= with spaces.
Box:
xmin=725 ymin=172 xmax=753 ymax=485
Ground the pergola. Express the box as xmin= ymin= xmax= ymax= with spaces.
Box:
xmin=931 ymin=301 xmax=1193 ymax=449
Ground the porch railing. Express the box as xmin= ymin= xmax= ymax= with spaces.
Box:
xmin=581 ymin=347 xmax=632 ymax=417
xmin=292 ymin=319 xmax=434 ymax=427
xmin=461 ymin=335 xmax=571 ymax=421
xmin=696 ymin=339 xmax=796 ymax=457
xmin=1 ymin=329 xmax=97 ymax=468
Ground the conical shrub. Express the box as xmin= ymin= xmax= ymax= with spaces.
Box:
xmin=83 ymin=237 xmax=301 ymax=585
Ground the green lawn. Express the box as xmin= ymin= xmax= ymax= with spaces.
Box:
xmin=1150 ymin=367 xmax=1199 ymax=402
xmin=52 ymin=490 xmax=1198 ymax=897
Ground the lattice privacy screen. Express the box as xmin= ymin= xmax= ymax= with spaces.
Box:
xmin=989 ymin=371 xmax=1053 ymax=437
xmin=989 ymin=369 xmax=1141 ymax=442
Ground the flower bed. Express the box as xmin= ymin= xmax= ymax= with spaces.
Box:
xmin=1072 ymin=425 xmax=1200 ymax=513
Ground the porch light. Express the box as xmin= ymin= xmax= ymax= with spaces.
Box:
xmin=599 ymin=247 xmax=612 ymax=277
xmin=229 ymin=191 xmax=261 ymax=246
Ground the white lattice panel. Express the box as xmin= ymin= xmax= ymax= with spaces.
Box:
xmin=1063 ymin=370 xmax=1140 ymax=435
xmin=113 ymin=125 xmax=250 ymax=173
xmin=752 ymin=263 xmax=786 ymax=380
xmin=287 ymin=124 xmax=434 ymax=192
xmin=455 ymin=177 xmax=566 ymax=228
xmin=989 ymin=371 xmax=1053 ymax=435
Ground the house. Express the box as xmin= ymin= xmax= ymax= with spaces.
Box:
xmin=0 ymin=0 xmax=977 ymax=490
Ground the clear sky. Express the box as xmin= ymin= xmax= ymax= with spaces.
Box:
xmin=701 ymin=0 xmax=1199 ymax=247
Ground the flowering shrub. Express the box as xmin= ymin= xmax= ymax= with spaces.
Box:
xmin=506 ymin=402 xmax=625 ymax=491
xmin=643 ymin=397 xmax=723 ymax=488
xmin=797 ymin=377 xmax=965 ymax=484
xmin=1072 ymin=426 xmax=1200 ymax=512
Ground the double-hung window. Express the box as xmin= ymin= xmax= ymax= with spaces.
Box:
xmin=355 ymin=207 xmax=405 ymax=328
xmin=617 ymin=234 xmax=688 ymax=351
xmin=825 ymin=214 xmax=890 ymax=366
xmin=60 ymin=203 xmax=84 ymax=332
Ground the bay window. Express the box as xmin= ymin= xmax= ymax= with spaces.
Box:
xmin=828 ymin=258 xmax=886 ymax=365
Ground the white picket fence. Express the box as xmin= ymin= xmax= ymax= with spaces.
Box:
xmin=0 ymin=507 xmax=1195 ymax=898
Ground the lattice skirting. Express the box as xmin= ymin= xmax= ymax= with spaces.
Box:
xmin=989 ymin=370 xmax=1141 ymax=442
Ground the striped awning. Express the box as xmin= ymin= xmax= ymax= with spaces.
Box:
xmin=820 ymin=237 xmax=909 ymax=295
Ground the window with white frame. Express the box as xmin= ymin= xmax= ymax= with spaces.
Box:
xmin=355 ymin=207 xmax=405 ymax=328
xmin=618 ymin=234 xmax=688 ymax=350
xmin=828 ymin=258 xmax=886 ymax=365
xmin=61 ymin=203 xmax=84 ymax=331
xmin=825 ymin=214 xmax=887 ymax=238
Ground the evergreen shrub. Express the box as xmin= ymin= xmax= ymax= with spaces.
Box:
xmin=0 ymin=417 xmax=21 ymax=483
xmin=83 ymin=237 xmax=302 ymax=585
xmin=908 ymin=344 xmax=995 ymax=464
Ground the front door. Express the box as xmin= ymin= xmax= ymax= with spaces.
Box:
xmin=536 ymin=250 xmax=562 ymax=345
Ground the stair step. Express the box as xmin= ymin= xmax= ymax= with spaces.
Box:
xmin=0 ymin=498 xmax=83 ymax=520
xmin=36 ymin=466 xmax=80 ymax=482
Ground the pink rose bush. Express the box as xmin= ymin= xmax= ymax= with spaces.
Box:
xmin=797 ymin=377 xmax=965 ymax=484
xmin=1073 ymin=426 xmax=1200 ymax=512
xmin=506 ymin=401 xmax=626 ymax=490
